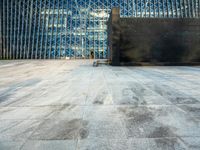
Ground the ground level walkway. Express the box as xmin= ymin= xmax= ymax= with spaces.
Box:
xmin=0 ymin=60 xmax=200 ymax=150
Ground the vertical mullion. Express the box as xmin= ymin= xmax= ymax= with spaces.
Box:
xmin=191 ymin=0 xmax=195 ymax=17
xmin=144 ymin=0 xmax=147 ymax=17
xmin=74 ymin=3 xmax=77 ymax=58
xmin=82 ymin=0 xmax=85 ymax=58
xmin=127 ymin=0 xmax=129 ymax=17
xmin=49 ymin=0 xmax=55 ymax=59
xmin=197 ymin=0 xmax=200 ymax=18
xmin=98 ymin=0 xmax=100 ymax=58
xmin=23 ymin=0 xmax=30 ymax=59
xmin=16 ymin=1 xmax=22 ymax=59
xmin=77 ymin=3 xmax=81 ymax=54
xmin=195 ymin=0 xmax=197 ymax=17
xmin=59 ymin=0 xmax=64 ymax=58
xmin=103 ymin=0 xmax=105 ymax=58
xmin=20 ymin=0 xmax=26 ymax=59
xmin=44 ymin=0 xmax=50 ymax=59
xmin=133 ymin=0 xmax=135 ymax=17
xmin=166 ymin=0 xmax=169 ymax=17
xmin=93 ymin=5 xmax=95 ymax=59
xmin=13 ymin=1 xmax=18 ymax=59
xmin=123 ymin=0 xmax=125 ymax=17
xmin=187 ymin=0 xmax=191 ymax=18
xmin=174 ymin=0 xmax=178 ymax=17
xmin=159 ymin=0 xmax=161 ymax=17
xmin=81 ymin=2 xmax=85 ymax=58
xmin=74 ymin=2 xmax=77 ymax=58
xmin=98 ymin=24 xmax=100 ymax=59
xmin=6 ymin=0 xmax=10 ymax=59
xmin=76 ymin=2 xmax=79 ymax=58
xmin=136 ymin=0 xmax=138 ymax=17
xmin=27 ymin=0 xmax=33 ymax=59
xmin=2 ymin=0 xmax=6 ymax=59
xmin=79 ymin=3 xmax=83 ymax=58
xmin=55 ymin=0 xmax=60 ymax=59
xmin=198 ymin=0 xmax=200 ymax=18
xmin=69 ymin=2 xmax=73 ymax=58
xmin=107 ymin=0 xmax=110 ymax=57
xmin=35 ymin=0 xmax=42 ymax=59
xmin=180 ymin=0 xmax=183 ymax=18
xmin=64 ymin=0 xmax=69 ymax=58
xmin=40 ymin=0 xmax=47 ymax=59
xmin=140 ymin=0 xmax=142 ymax=17
xmin=80 ymin=1 xmax=84 ymax=58
xmin=95 ymin=1 xmax=97 ymax=58
xmin=88 ymin=0 xmax=92 ymax=59
xmin=39 ymin=0 xmax=46 ymax=59
xmin=105 ymin=0 xmax=108 ymax=58
xmin=171 ymin=0 xmax=174 ymax=18
xmin=84 ymin=0 xmax=88 ymax=58
xmin=168 ymin=0 xmax=171 ymax=18
xmin=149 ymin=0 xmax=151 ymax=17
xmin=153 ymin=0 xmax=156 ymax=17
xmin=9 ymin=0 xmax=13 ymax=59
xmin=196 ymin=0 xmax=198 ymax=17
xmin=86 ymin=0 xmax=89 ymax=58
xmin=197 ymin=0 xmax=199 ymax=17
xmin=158 ymin=0 xmax=160 ymax=17
xmin=183 ymin=0 xmax=187 ymax=17
xmin=162 ymin=0 xmax=165 ymax=17
xmin=31 ymin=0 xmax=38 ymax=59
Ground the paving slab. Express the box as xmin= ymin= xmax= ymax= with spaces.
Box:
xmin=0 ymin=60 xmax=200 ymax=150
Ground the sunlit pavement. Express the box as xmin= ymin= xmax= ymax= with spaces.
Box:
xmin=0 ymin=60 xmax=200 ymax=150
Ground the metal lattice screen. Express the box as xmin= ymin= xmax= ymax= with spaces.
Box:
xmin=0 ymin=0 xmax=199 ymax=59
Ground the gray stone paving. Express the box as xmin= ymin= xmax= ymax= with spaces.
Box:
xmin=0 ymin=60 xmax=200 ymax=150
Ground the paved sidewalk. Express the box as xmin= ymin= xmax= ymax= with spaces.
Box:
xmin=0 ymin=60 xmax=200 ymax=150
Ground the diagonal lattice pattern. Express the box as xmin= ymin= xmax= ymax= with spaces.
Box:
xmin=0 ymin=0 xmax=200 ymax=59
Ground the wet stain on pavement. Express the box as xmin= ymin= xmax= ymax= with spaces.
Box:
xmin=169 ymin=97 xmax=199 ymax=104
xmin=93 ymin=91 xmax=108 ymax=105
xmin=148 ymin=126 xmax=176 ymax=138
xmin=79 ymin=127 xmax=89 ymax=139
xmin=120 ymin=87 xmax=147 ymax=105
xmin=0 ymin=79 xmax=41 ymax=103
xmin=93 ymin=100 xmax=103 ymax=105
xmin=118 ymin=106 xmax=154 ymax=123
xmin=180 ymin=105 xmax=200 ymax=113
xmin=30 ymin=119 xmax=89 ymax=140
xmin=155 ymin=138 xmax=182 ymax=150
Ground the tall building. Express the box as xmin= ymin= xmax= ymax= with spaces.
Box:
xmin=0 ymin=0 xmax=199 ymax=59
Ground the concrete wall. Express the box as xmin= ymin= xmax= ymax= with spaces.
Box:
xmin=108 ymin=8 xmax=200 ymax=66
xmin=0 ymin=0 xmax=2 ymax=59
xmin=107 ymin=8 xmax=121 ymax=66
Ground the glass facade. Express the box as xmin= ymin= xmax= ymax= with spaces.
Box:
xmin=0 ymin=0 xmax=199 ymax=59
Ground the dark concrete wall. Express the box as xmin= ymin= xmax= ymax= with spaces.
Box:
xmin=0 ymin=0 xmax=2 ymax=59
xmin=107 ymin=8 xmax=121 ymax=66
xmin=108 ymin=9 xmax=200 ymax=66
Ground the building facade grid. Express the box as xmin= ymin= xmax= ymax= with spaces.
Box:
xmin=0 ymin=0 xmax=199 ymax=59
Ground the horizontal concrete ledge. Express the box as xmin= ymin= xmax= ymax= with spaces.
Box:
xmin=120 ymin=62 xmax=200 ymax=66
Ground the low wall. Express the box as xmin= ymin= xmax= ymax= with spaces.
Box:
xmin=108 ymin=8 xmax=200 ymax=66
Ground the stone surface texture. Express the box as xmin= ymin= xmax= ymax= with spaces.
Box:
xmin=0 ymin=60 xmax=200 ymax=150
